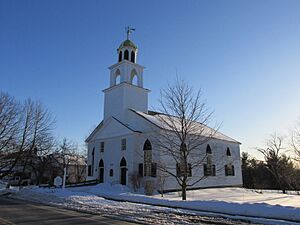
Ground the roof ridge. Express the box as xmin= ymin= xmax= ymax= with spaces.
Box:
xmin=130 ymin=109 xmax=241 ymax=144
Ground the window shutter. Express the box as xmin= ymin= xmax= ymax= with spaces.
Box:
xmin=100 ymin=142 xmax=104 ymax=152
xmin=204 ymin=164 xmax=207 ymax=176
xmin=121 ymin=138 xmax=127 ymax=150
xmin=138 ymin=163 xmax=143 ymax=177
xmin=212 ymin=165 xmax=216 ymax=176
xmin=151 ymin=163 xmax=157 ymax=177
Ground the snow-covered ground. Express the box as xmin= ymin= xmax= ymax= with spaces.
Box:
xmin=0 ymin=180 xmax=6 ymax=189
xmin=160 ymin=188 xmax=300 ymax=208
xmin=10 ymin=184 xmax=300 ymax=225
xmin=0 ymin=180 xmax=8 ymax=195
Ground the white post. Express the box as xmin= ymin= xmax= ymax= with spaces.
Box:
xmin=62 ymin=167 xmax=66 ymax=189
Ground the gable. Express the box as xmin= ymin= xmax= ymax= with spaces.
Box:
xmin=86 ymin=117 xmax=138 ymax=142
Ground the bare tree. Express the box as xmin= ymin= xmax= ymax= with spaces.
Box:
xmin=18 ymin=99 xmax=56 ymax=184
xmin=0 ymin=93 xmax=56 ymax=184
xmin=0 ymin=92 xmax=21 ymax=178
xmin=152 ymin=78 xmax=219 ymax=200
xmin=129 ymin=171 xmax=142 ymax=192
xmin=257 ymin=134 xmax=294 ymax=193
xmin=72 ymin=152 xmax=87 ymax=183
xmin=291 ymin=120 xmax=300 ymax=163
xmin=156 ymin=170 xmax=168 ymax=197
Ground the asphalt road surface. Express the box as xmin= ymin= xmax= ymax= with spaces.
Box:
xmin=0 ymin=196 xmax=137 ymax=225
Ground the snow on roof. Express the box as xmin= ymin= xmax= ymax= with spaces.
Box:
xmin=130 ymin=109 xmax=240 ymax=144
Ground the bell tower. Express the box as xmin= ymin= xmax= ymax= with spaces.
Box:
xmin=103 ymin=28 xmax=150 ymax=122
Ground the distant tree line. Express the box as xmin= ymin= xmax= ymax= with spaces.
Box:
xmin=0 ymin=92 xmax=86 ymax=185
xmin=242 ymin=134 xmax=300 ymax=193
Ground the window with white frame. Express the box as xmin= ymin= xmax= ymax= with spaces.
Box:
xmin=121 ymin=138 xmax=126 ymax=150
xmin=225 ymin=164 xmax=235 ymax=176
xmin=100 ymin=141 xmax=104 ymax=152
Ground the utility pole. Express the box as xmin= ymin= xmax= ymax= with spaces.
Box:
xmin=62 ymin=167 xmax=66 ymax=189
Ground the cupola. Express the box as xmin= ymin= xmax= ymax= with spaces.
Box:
xmin=117 ymin=27 xmax=138 ymax=63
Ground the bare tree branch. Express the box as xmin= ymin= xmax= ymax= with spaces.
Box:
xmin=151 ymin=78 xmax=220 ymax=200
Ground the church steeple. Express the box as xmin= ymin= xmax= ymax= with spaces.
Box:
xmin=103 ymin=30 xmax=149 ymax=121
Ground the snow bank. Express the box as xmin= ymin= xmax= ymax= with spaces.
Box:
xmin=69 ymin=184 xmax=300 ymax=222
xmin=0 ymin=180 xmax=7 ymax=195
xmin=12 ymin=185 xmax=300 ymax=224
xmin=0 ymin=180 xmax=7 ymax=189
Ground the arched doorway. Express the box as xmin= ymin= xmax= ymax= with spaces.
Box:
xmin=120 ymin=157 xmax=127 ymax=185
xmin=99 ymin=159 xmax=104 ymax=183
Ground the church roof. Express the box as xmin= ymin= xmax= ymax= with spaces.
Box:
xmin=130 ymin=109 xmax=241 ymax=144
xmin=118 ymin=39 xmax=137 ymax=50
xmin=85 ymin=116 xmax=141 ymax=142
xmin=85 ymin=109 xmax=240 ymax=144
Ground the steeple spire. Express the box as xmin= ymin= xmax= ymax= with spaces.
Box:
xmin=125 ymin=26 xmax=135 ymax=40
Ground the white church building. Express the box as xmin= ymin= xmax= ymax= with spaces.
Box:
xmin=86 ymin=34 xmax=243 ymax=192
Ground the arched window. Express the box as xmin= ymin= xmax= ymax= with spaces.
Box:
xmin=131 ymin=51 xmax=135 ymax=63
xmin=204 ymin=144 xmax=215 ymax=176
xmin=118 ymin=51 xmax=122 ymax=62
xmin=206 ymin=145 xmax=212 ymax=154
xmin=124 ymin=50 xmax=129 ymax=60
xmin=226 ymin=147 xmax=231 ymax=156
xmin=181 ymin=143 xmax=187 ymax=151
xmin=225 ymin=164 xmax=235 ymax=176
xmin=143 ymin=139 xmax=152 ymax=150
xmin=177 ymin=163 xmax=192 ymax=177
xmin=144 ymin=139 xmax=155 ymax=177
xmin=120 ymin=157 xmax=127 ymax=167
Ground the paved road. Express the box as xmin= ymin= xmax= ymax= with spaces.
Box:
xmin=0 ymin=197 xmax=137 ymax=225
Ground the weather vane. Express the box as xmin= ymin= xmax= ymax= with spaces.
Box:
xmin=125 ymin=26 xmax=135 ymax=40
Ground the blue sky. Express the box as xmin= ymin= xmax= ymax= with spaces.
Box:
xmin=1 ymin=0 xmax=300 ymax=157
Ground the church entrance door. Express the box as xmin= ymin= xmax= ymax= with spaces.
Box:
xmin=99 ymin=159 xmax=104 ymax=183
xmin=120 ymin=157 xmax=127 ymax=185
xmin=99 ymin=168 xmax=104 ymax=183
xmin=120 ymin=168 xmax=126 ymax=185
